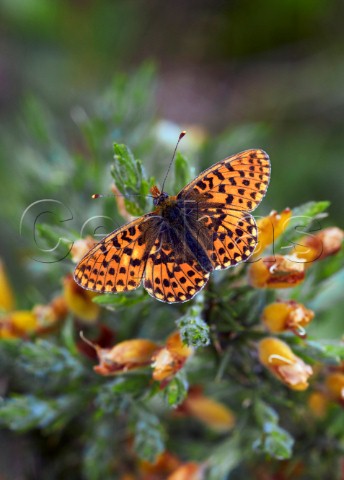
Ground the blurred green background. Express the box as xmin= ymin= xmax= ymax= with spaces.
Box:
xmin=1 ymin=0 xmax=344 ymax=213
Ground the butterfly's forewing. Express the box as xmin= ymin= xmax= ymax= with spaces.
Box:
xmin=177 ymin=149 xmax=270 ymax=270
xmin=178 ymin=149 xmax=270 ymax=212
xmin=74 ymin=214 xmax=159 ymax=293
xmin=143 ymin=229 xmax=210 ymax=303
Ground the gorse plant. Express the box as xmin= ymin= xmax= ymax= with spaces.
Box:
xmin=0 ymin=65 xmax=344 ymax=480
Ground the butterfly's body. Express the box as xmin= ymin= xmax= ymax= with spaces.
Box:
xmin=153 ymin=194 xmax=214 ymax=274
xmin=74 ymin=149 xmax=270 ymax=303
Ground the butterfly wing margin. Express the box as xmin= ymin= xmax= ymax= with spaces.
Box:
xmin=74 ymin=214 xmax=159 ymax=293
xmin=177 ymin=149 xmax=270 ymax=212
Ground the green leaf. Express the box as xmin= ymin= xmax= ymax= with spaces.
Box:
xmin=208 ymin=434 xmax=241 ymax=480
xmin=17 ymin=339 xmax=85 ymax=385
xmin=93 ymin=291 xmax=147 ymax=308
xmin=253 ymin=401 xmax=294 ymax=460
xmin=162 ymin=371 xmax=188 ymax=407
xmin=176 ymin=294 xmax=210 ymax=348
xmin=111 ymin=143 xmax=154 ymax=215
xmin=83 ymin=415 xmax=121 ymax=480
xmin=133 ymin=406 xmax=165 ymax=462
xmin=294 ymin=339 xmax=344 ymax=365
xmin=275 ymin=200 xmax=330 ymax=252
xmin=0 ymin=394 xmax=80 ymax=433
xmin=173 ymin=151 xmax=192 ymax=193
xmin=253 ymin=422 xmax=294 ymax=460
xmin=95 ymin=375 xmax=150 ymax=414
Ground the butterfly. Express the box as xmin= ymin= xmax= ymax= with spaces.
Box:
xmin=74 ymin=148 xmax=270 ymax=303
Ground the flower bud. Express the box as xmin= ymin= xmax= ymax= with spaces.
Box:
xmin=64 ymin=274 xmax=100 ymax=323
xmin=92 ymin=338 xmax=159 ymax=376
xmin=254 ymin=208 xmax=292 ymax=258
xmin=0 ymin=259 xmax=15 ymax=312
xmin=262 ymin=301 xmax=314 ymax=335
xmin=152 ymin=332 xmax=193 ymax=382
xmin=249 ymin=255 xmax=305 ymax=289
xmin=0 ymin=310 xmax=38 ymax=339
xmin=167 ymin=463 xmax=205 ymax=480
xmin=181 ymin=389 xmax=235 ymax=432
xmin=258 ymin=337 xmax=313 ymax=391
xmin=293 ymin=227 xmax=344 ymax=263
xmin=70 ymin=236 xmax=97 ymax=264
xmin=325 ymin=372 xmax=344 ymax=405
xmin=308 ymin=391 xmax=328 ymax=418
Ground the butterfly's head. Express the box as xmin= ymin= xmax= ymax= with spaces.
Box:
xmin=151 ymin=185 xmax=169 ymax=206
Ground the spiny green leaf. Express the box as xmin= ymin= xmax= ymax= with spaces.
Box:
xmin=176 ymin=295 xmax=210 ymax=348
xmin=93 ymin=291 xmax=147 ymax=308
xmin=111 ymin=143 xmax=154 ymax=215
xmin=18 ymin=339 xmax=85 ymax=382
xmin=253 ymin=422 xmax=294 ymax=460
xmin=0 ymin=394 xmax=80 ymax=433
xmin=133 ymin=406 xmax=165 ymax=462
xmin=163 ymin=371 xmax=188 ymax=407
xmin=276 ymin=200 xmax=330 ymax=252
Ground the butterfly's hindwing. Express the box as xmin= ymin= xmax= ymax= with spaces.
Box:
xmin=143 ymin=226 xmax=210 ymax=303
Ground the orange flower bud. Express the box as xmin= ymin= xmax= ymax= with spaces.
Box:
xmin=258 ymin=337 xmax=313 ymax=391
xmin=167 ymin=463 xmax=205 ymax=480
xmin=262 ymin=301 xmax=314 ymax=335
xmin=91 ymin=337 xmax=159 ymax=376
xmin=139 ymin=451 xmax=181 ymax=477
xmin=249 ymin=255 xmax=305 ymax=289
xmin=64 ymin=274 xmax=100 ymax=323
xmin=254 ymin=208 xmax=292 ymax=258
xmin=152 ymin=332 xmax=193 ymax=382
xmin=293 ymin=227 xmax=344 ymax=264
xmin=0 ymin=310 xmax=39 ymax=339
xmin=0 ymin=259 xmax=15 ymax=312
xmin=308 ymin=391 xmax=328 ymax=418
xmin=325 ymin=372 xmax=344 ymax=405
xmin=182 ymin=390 xmax=235 ymax=432
xmin=70 ymin=236 xmax=97 ymax=264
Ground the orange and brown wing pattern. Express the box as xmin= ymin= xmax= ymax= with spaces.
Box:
xmin=143 ymin=234 xmax=210 ymax=303
xmin=178 ymin=149 xmax=270 ymax=212
xmin=74 ymin=214 xmax=159 ymax=293
xmin=197 ymin=208 xmax=258 ymax=269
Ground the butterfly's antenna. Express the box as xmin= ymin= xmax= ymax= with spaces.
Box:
xmin=161 ymin=131 xmax=186 ymax=192
xmin=92 ymin=193 xmax=154 ymax=199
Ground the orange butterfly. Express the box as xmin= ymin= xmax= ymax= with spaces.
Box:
xmin=74 ymin=145 xmax=270 ymax=303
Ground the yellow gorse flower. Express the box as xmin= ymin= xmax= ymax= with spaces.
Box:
xmin=262 ymin=301 xmax=314 ymax=336
xmin=258 ymin=337 xmax=313 ymax=391
xmin=253 ymin=208 xmax=292 ymax=258
xmin=249 ymin=254 xmax=305 ymax=289
xmin=182 ymin=390 xmax=235 ymax=432
xmin=152 ymin=331 xmax=193 ymax=382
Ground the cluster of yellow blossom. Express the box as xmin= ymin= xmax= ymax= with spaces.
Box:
xmin=252 ymin=209 xmax=343 ymax=392
xmin=0 ymin=258 xmax=101 ymax=339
